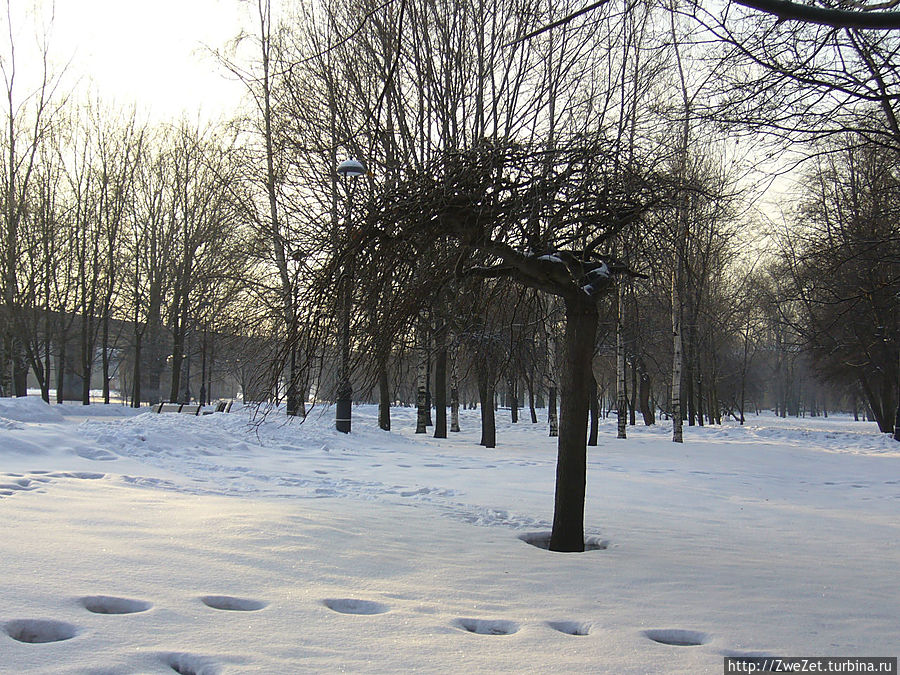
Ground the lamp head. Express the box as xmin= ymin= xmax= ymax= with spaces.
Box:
xmin=337 ymin=159 xmax=366 ymax=178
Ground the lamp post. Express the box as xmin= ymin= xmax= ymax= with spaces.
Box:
xmin=335 ymin=159 xmax=365 ymax=433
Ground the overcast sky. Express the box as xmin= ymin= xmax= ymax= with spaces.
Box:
xmin=13 ymin=0 xmax=251 ymax=122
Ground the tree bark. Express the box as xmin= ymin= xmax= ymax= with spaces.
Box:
xmin=588 ymin=374 xmax=599 ymax=446
xmin=696 ymin=372 xmax=704 ymax=427
xmin=616 ymin=284 xmax=627 ymax=439
xmin=549 ymin=296 xmax=598 ymax=553
xmin=415 ymin=319 xmax=428 ymax=434
xmin=132 ymin=334 xmax=142 ymax=408
xmin=378 ymin=360 xmax=391 ymax=431
xmin=434 ymin=322 xmax=448 ymax=439
xmin=547 ymin=324 xmax=559 ymax=437
xmin=638 ymin=360 xmax=654 ymax=425
xmin=527 ymin=371 xmax=538 ymax=423
xmin=81 ymin=315 xmax=94 ymax=405
xmin=629 ymin=358 xmax=637 ymax=426
xmin=449 ymin=341 xmax=460 ymax=432
xmin=101 ymin=316 xmax=111 ymax=404
xmin=199 ymin=330 xmax=208 ymax=406
xmin=425 ymin=342 xmax=433 ymax=427
xmin=13 ymin=349 xmax=27 ymax=397
xmin=478 ymin=371 xmax=496 ymax=448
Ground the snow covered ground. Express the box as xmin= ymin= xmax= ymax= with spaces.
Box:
xmin=1 ymin=397 xmax=897 ymax=674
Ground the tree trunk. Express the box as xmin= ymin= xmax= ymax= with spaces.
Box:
xmin=170 ymin=321 xmax=183 ymax=404
xmin=638 ymin=362 xmax=654 ymax=425
xmin=378 ymin=360 xmax=391 ymax=431
xmin=132 ymin=334 xmax=142 ymax=408
xmin=547 ymin=324 xmax=559 ymax=437
xmin=12 ymin=346 xmax=27 ymax=397
xmin=548 ymin=386 xmax=558 ymax=436
xmin=629 ymin=359 xmax=637 ymax=426
xmin=509 ymin=378 xmax=518 ymax=423
xmin=549 ymin=296 xmax=598 ymax=553
xmin=686 ymin=359 xmax=695 ymax=425
xmin=425 ymin=344 xmax=433 ymax=427
xmin=449 ymin=341 xmax=460 ymax=432
xmin=616 ymin=283 xmax=627 ymax=439
xmin=56 ymin=337 xmax=66 ymax=404
xmin=588 ymin=374 xmax=599 ymax=446
xmin=287 ymin=339 xmax=300 ymax=416
xmin=101 ymin=315 xmax=111 ymax=404
xmin=894 ymin=350 xmax=900 ymax=441
xmin=478 ymin=372 xmax=496 ymax=448
xmin=81 ymin=316 xmax=93 ymax=405
xmin=199 ymin=330 xmax=208 ymax=406
xmin=696 ymin=373 xmax=704 ymax=427
xmin=672 ymin=293 xmax=683 ymax=442
xmin=415 ymin=320 xmax=428 ymax=434
xmin=182 ymin=332 xmax=192 ymax=403
xmin=434 ymin=323 xmax=447 ymax=439
xmin=527 ymin=373 xmax=538 ymax=423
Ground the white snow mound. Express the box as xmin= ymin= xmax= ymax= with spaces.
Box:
xmin=0 ymin=396 xmax=65 ymax=423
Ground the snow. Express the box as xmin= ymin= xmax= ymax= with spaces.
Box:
xmin=586 ymin=262 xmax=610 ymax=278
xmin=0 ymin=400 xmax=898 ymax=673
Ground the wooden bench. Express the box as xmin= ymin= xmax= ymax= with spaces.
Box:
xmin=154 ymin=400 xmax=233 ymax=415
xmin=154 ymin=402 xmax=201 ymax=415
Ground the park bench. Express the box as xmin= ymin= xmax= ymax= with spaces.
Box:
xmin=153 ymin=400 xmax=233 ymax=415
xmin=153 ymin=402 xmax=201 ymax=415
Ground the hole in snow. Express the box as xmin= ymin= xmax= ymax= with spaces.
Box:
xmin=79 ymin=595 xmax=152 ymax=614
xmin=200 ymin=595 xmax=267 ymax=611
xmin=546 ymin=620 xmax=592 ymax=636
xmin=4 ymin=619 xmax=78 ymax=643
xmin=518 ymin=532 xmax=608 ymax=551
xmin=454 ymin=618 xmax=519 ymax=635
xmin=322 ymin=598 xmax=389 ymax=615
xmin=160 ymin=652 xmax=220 ymax=675
xmin=643 ymin=629 xmax=708 ymax=646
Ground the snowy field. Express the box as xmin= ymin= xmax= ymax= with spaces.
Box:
xmin=1 ymin=397 xmax=898 ymax=674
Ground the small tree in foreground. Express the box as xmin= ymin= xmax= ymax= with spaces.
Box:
xmin=365 ymin=141 xmax=664 ymax=551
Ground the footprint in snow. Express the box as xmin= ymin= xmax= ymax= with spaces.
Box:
xmin=4 ymin=619 xmax=79 ymax=643
xmin=200 ymin=595 xmax=267 ymax=611
xmin=0 ymin=478 xmax=40 ymax=495
xmin=322 ymin=598 xmax=389 ymax=615
xmin=75 ymin=447 xmax=118 ymax=461
xmin=159 ymin=652 xmax=221 ymax=675
xmin=49 ymin=471 xmax=105 ymax=480
xmin=546 ymin=620 xmax=592 ymax=636
xmin=79 ymin=595 xmax=153 ymax=614
xmin=643 ymin=629 xmax=708 ymax=646
xmin=454 ymin=618 xmax=519 ymax=635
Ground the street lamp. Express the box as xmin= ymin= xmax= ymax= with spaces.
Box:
xmin=335 ymin=158 xmax=365 ymax=433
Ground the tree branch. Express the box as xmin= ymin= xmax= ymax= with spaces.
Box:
xmin=734 ymin=0 xmax=900 ymax=29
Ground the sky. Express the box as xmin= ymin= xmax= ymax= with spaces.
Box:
xmin=13 ymin=0 xmax=252 ymax=122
